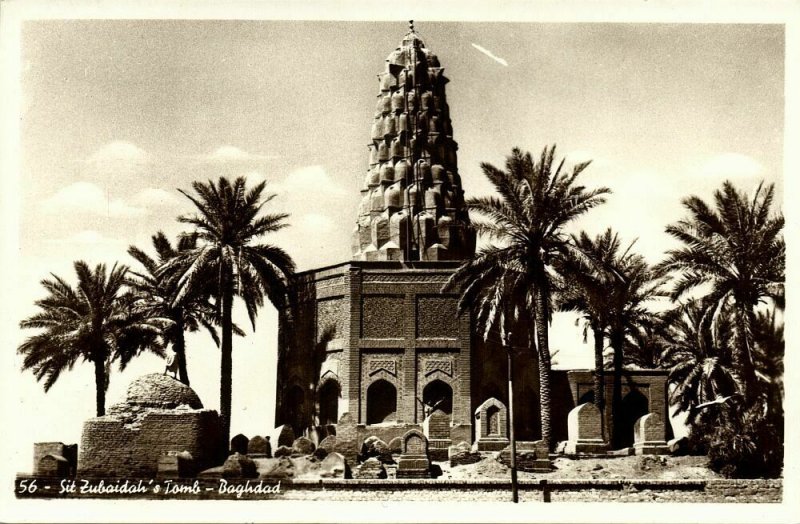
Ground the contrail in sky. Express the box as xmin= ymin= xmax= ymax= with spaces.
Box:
xmin=471 ymin=43 xmax=508 ymax=66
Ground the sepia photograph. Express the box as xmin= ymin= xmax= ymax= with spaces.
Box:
xmin=0 ymin=1 xmax=797 ymax=522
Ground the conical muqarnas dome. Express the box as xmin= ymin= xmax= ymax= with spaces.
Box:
xmin=352 ymin=24 xmax=476 ymax=262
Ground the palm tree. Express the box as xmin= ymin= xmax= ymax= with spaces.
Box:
xmin=604 ymin=251 xmax=663 ymax=446
xmin=623 ymin=315 xmax=668 ymax=370
xmin=561 ymin=229 xmax=663 ymax=446
xmin=656 ymin=181 xmax=784 ymax=399
xmin=18 ymin=261 xmax=167 ymax=416
xmin=660 ymin=299 xmax=739 ymax=426
xmin=127 ymin=231 xmax=226 ymax=386
xmin=163 ymin=176 xmax=295 ymax=450
xmin=557 ymin=229 xmax=622 ymax=441
xmin=445 ymin=146 xmax=610 ymax=447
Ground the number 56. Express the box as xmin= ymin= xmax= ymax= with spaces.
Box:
xmin=18 ymin=479 xmax=38 ymax=494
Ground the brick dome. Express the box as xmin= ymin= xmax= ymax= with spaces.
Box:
xmin=124 ymin=373 xmax=203 ymax=410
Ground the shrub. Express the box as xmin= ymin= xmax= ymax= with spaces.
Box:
xmin=703 ymin=406 xmax=782 ymax=478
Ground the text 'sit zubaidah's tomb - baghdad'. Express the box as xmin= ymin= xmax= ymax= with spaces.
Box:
xmin=273 ymin=25 xmax=671 ymax=466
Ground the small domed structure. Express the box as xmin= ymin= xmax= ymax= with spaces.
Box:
xmin=125 ymin=373 xmax=203 ymax=410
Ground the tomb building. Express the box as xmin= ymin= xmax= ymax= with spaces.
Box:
xmin=274 ymin=24 xmax=542 ymax=458
xmin=78 ymin=373 xmax=222 ymax=477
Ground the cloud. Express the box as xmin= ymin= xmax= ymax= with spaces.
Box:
xmin=129 ymin=188 xmax=181 ymax=208
xmin=297 ymin=213 xmax=335 ymax=233
xmin=200 ymin=146 xmax=279 ymax=163
xmin=697 ymin=153 xmax=765 ymax=179
xmin=273 ymin=165 xmax=346 ymax=196
xmin=471 ymin=43 xmax=508 ymax=67
xmin=41 ymin=182 xmax=146 ymax=218
xmin=85 ymin=140 xmax=151 ymax=164
xmin=49 ymin=230 xmax=125 ymax=246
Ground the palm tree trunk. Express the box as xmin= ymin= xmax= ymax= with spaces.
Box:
xmin=610 ymin=328 xmax=624 ymax=448
xmin=174 ymin=315 xmax=190 ymax=386
xmin=593 ymin=325 xmax=606 ymax=441
xmin=732 ymin=300 xmax=756 ymax=399
xmin=93 ymin=356 xmax=106 ymax=417
xmin=220 ymin=279 xmax=234 ymax=455
xmin=535 ymin=288 xmax=552 ymax=449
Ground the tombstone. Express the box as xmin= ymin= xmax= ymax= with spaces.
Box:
xmin=387 ymin=436 xmax=402 ymax=454
xmin=37 ymin=454 xmax=69 ymax=477
xmin=319 ymin=452 xmax=348 ymax=479
xmin=499 ymin=440 xmax=551 ymax=472
xmin=157 ymin=451 xmax=195 ymax=478
xmin=396 ymin=429 xmax=430 ymax=478
xmin=274 ymin=424 xmax=295 ymax=448
xmin=222 ymin=452 xmax=258 ymax=479
xmin=291 ymin=436 xmax=316 ymax=456
xmin=318 ymin=435 xmax=337 ymax=454
xmin=230 ymin=434 xmax=249 ymax=455
xmin=473 ymin=398 xmax=510 ymax=452
xmin=334 ymin=412 xmax=359 ymax=464
xmin=257 ymin=457 xmax=295 ymax=480
xmin=564 ymin=403 xmax=609 ymax=454
xmin=247 ymin=435 xmax=268 ymax=457
xmin=448 ymin=441 xmax=481 ymax=467
xmin=33 ymin=442 xmax=66 ymax=475
xmin=423 ymin=410 xmax=451 ymax=461
xmin=633 ymin=413 xmax=670 ymax=455
xmin=274 ymin=446 xmax=292 ymax=458
xmin=354 ymin=457 xmax=386 ymax=479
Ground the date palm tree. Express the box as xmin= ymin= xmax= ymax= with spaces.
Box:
xmin=163 ymin=176 xmax=295 ymax=450
xmin=604 ymin=251 xmax=664 ymax=446
xmin=656 ymin=181 xmax=784 ymax=399
xmin=560 ymin=229 xmax=663 ymax=446
xmin=18 ymin=261 xmax=168 ymax=416
xmin=557 ymin=229 xmax=622 ymax=441
xmin=660 ymin=299 xmax=739 ymax=426
xmin=127 ymin=231 xmax=226 ymax=386
xmin=446 ymin=146 xmax=610 ymax=447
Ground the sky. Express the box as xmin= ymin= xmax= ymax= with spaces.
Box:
xmin=1 ymin=17 xmax=786 ymax=479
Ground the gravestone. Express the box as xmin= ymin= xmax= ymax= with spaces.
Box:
xmin=291 ymin=436 xmax=316 ymax=456
xmin=354 ymin=457 xmax=386 ymax=479
xmin=318 ymin=435 xmax=337 ymax=454
xmin=319 ymin=452 xmax=348 ymax=479
xmin=274 ymin=425 xmax=295 ymax=448
xmin=248 ymin=435 xmax=268 ymax=457
xmin=230 ymin=434 xmax=249 ymax=455
xmin=499 ymin=440 xmax=551 ymax=472
xmin=157 ymin=451 xmax=195 ymax=478
xmin=257 ymin=457 xmax=295 ymax=480
xmin=396 ymin=429 xmax=430 ymax=478
xmin=473 ymin=398 xmax=509 ymax=452
xmin=387 ymin=436 xmax=402 ymax=454
xmin=448 ymin=441 xmax=481 ymax=467
xmin=274 ymin=446 xmax=292 ymax=458
xmin=423 ymin=410 xmax=451 ymax=461
xmin=633 ymin=413 xmax=670 ymax=455
xmin=37 ymin=454 xmax=70 ymax=477
xmin=564 ymin=402 xmax=609 ymax=454
xmin=334 ymin=412 xmax=359 ymax=464
xmin=222 ymin=452 xmax=258 ymax=479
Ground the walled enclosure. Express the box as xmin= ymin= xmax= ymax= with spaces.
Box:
xmin=78 ymin=374 xmax=222 ymax=477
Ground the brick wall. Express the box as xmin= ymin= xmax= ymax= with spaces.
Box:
xmin=78 ymin=410 xmax=221 ymax=477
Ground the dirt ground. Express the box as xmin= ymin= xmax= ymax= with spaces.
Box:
xmin=437 ymin=454 xmax=723 ymax=480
